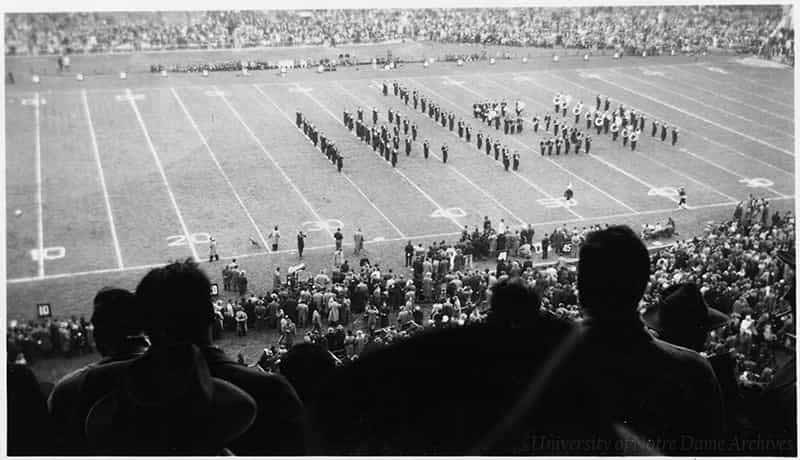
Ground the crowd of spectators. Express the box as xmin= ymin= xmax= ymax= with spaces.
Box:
xmin=5 ymin=7 xmax=791 ymax=57
xmin=7 ymin=194 xmax=795 ymax=455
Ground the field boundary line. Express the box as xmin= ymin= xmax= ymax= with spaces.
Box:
xmin=281 ymin=81 xmax=463 ymax=230
xmin=251 ymin=83 xmax=407 ymax=239
xmin=608 ymin=69 xmax=793 ymax=138
xmin=82 ymin=89 xmax=124 ymax=269
xmin=125 ymin=88 xmax=200 ymax=261
xmin=10 ymin=195 xmax=795 ymax=285
xmin=547 ymin=71 xmax=794 ymax=176
xmin=213 ymin=84 xmax=334 ymax=239
xmin=170 ymin=87 xmax=271 ymax=250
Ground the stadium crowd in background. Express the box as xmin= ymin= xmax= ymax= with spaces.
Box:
xmin=5 ymin=6 xmax=791 ymax=58
xmin=7 ymin=194 xmax=795 ymax=455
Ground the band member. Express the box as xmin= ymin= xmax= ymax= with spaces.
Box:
xmin=486 ymin=136 xmax=492 ymax=156
xmin=630 ymin=130 xmax=639 ymax=151
xmin=651 ymin=120 xmax=659 ymax=137
xmin=564 ymin=137 xmax=571 ymax=154
xmin=403 ymin=118 xmax=409 ymax=135
xmin=584 ymin=135 xmax=592 ymax=154
xmin=622 ymin=126 xmax=630 ymax=147
xmin=564 ymin=183 xmax=574 ymax=202
xmin=555 ymin=137 xmax=562 ymax=155
xmin=296 ymin=111 xmax=303 ymax=128
xmin=405 ymin=137 xmax=412 ymax=156
xmin=465 ymin=125 xmax=472 ymax=143
xmin=337 ymin=154 xmax=343 ymax=172
xmin=574 ymin=133 xmax=582 ymax=154
xmin=573 ymin=105 xmax=581 ymax=124
xmin=611 ymin=122 xmax=620 ymax=141
xmin=671 ymin=126 xmax=679 ymax=146
xmin=502 ymin=151 xmax=510 ymax=171
xmin=477 ymin=132 xmax=483 ymax=150
xmin=595 ymin=94 xmax=602 ymax=111
xmin=532 ymin=116 xmax=539 ymax=132
xmin=391 ymin=147 xmax=398 ymax=167
xmin=382 ymin=81 xmax=388 ymax=96
xmin=423 ymin=139 xmax=430 ymax=159
xmin=595 ymin=115 xmax=603 ymax=134
xmin=678 ymin=187 xmax=687 ymax=209
xmin=540 ymin=139 xmax=545 ymax=156
xmin=411 ymin=123 xmax=418 ymax=141
xmin=441 ymin=144 xmax=449 ymax=163
xmin=547 ymin=138 xmax=554 ymax=155
xmin=512 ymin=152 xmax=520 ymax=171
xmin=661 ymin=123 xmax=669 ymax=142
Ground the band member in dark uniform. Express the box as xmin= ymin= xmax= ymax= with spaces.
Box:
xmin=671 ymin=127 xmax=679 ymax=146
xmin=584 ymin=135 xmax=592 ymax=154
xmin=512 ymin=152 xmax=520 ymax=171
xmin=441 ymin=144 xmax=449 ymax=163
xmin=423 ymin=139 xmax=430 ymax=159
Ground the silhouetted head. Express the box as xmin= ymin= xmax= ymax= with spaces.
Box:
xmin=578 ymin=226 xmax=650 ymax=321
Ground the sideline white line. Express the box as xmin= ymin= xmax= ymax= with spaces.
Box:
xmin=251 ymin=83 xmax=407 ymax=239
xmin=214 ymin=85 xmax=335 ymax=238
xmin=10 ymin=195 xmax=794 ymax=285
xmin=597 ymin=74 xmax=794 ymax=157
xmin=126 ymin=88 xmax=200 ymax=261
xmin=285 ymin=81 xmax=463 ymax=230
xmin=505 ymin=74 xmax=742 ymax=203
xmin=656 ymin=65 xmax=794 ymax=123
xmin=34 ymin=92 xmax=45 ymax=278
xmin=171 ymin=87 xmax=271 ymax=250
xmin=548 ymin=71 xmax=794 ymax=177
xmin=337 ymin=81 xmax=527 ymax=226
xmin=82 ymin=90 xmax=124 ymax=269
xmin=608 ymin=69 xmax=793 ymax=138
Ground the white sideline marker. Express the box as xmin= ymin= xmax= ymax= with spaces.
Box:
xmin=34 ymin=92 xmax=45 ymax=277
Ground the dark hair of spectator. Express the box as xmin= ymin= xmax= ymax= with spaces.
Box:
xmin=278 ymin=343 xmax=337 ymax=404
xmin=91 ymin=287 xmax=141 ymax=356
xmin=487 ymin=276 xmax=540 ymax=327
xmin=136 ymin=259 xmax=213 ymax=345
xmin=578 ymin=225 xmax=650 ymax=319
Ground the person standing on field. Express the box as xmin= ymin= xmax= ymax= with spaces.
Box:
xmin=268 ymin=226 xmax=280 ymax=252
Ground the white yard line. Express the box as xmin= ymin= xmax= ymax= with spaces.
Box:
xmin=596 ymin=75 xmax=794 ymax=157
xmin=608 ymin=69 xmax=793 ymax=138
xmin=252 ymin=83 xmax=407 ymax=239
xmin=655 ymin=65 xmax=794 ymax=123
xmin=34 ymin=92 xmax=45 ymax=278
xmin=336 ymin=81 xmax=528 ymax=226
xmin=547 ymin=71 xmax=794 ymax=176
xmin=10 ymin=194 xmax=795 ymax=285
xmin=82 ymin=90 xmax=124 ymax=269
xmin=170 ymin=87 xmax=271 ymax=250
xmin=213 ymin=85 xmax=335 ymax=238
xmin=125 ymin=88 xmax=200 ymax=261
xmin=284 ymin=81 xmax=464 ymax=230
xmin=504 ymin=74 xmax=744 ymax=203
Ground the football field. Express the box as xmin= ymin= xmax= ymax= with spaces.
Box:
xmin=5 ymin=53 xmax=796 ymax=320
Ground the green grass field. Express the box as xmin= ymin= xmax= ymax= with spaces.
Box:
xmin=6 ymin=48 xmax=795 ymax=327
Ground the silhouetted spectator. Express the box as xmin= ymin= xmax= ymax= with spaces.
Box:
xmin=136 ymin=259 xmax=306 ymax=455
xmin=571 ymin=225 xmax=725 ymax=454
xmin=7 ymin=363 xmax=54 ymax=455
xmin=48 ymin=287 xmax=149 ymax=455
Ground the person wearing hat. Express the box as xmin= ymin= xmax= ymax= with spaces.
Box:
xmin=136 ymin=260 xmax=305 ymax=455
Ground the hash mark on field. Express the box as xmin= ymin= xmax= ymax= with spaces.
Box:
xmin=125 ymin=88 xmax=200 ymax=261
xmin=82 ymin=90 xmax=124 ymax=269
xmin=171 ymin=87 xmax=270 ymax=250
xmin=251 ymin=84 xmax=406 ymax=239
xmin=214 ymin=85 xmax=334 ymax=238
